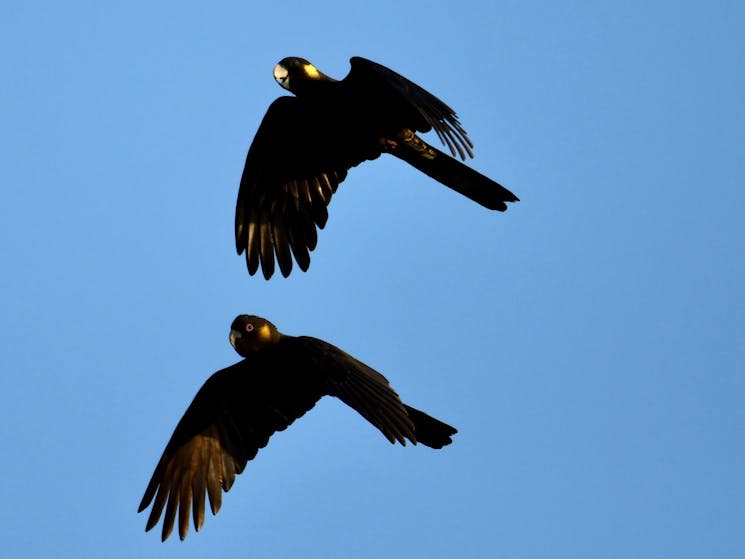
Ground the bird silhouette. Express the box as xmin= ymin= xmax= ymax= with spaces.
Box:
xmin=139 ymin=314 xmax=457 ymax=540
xmin=236 ymin=56 xmax=519 ymax=279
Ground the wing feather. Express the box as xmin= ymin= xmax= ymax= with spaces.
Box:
xmin=236 ymin=97 xmax=364 ymax=279
xmin=258 ymin=215 xmax=275 ymax=280
xmin=292 ymin=336 xmax=418 ymax=446
xmin=138 ymin=357 xmax=324 ymax=540
xmin=348 ymin=56 xmax=474 ymax=160
xmin=271 ymin=208 xmax=293 ymax=278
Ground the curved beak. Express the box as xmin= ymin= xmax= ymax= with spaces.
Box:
xmin=229 ymin=329 xmax=241 ymax=349
xmin=273 ymin=63 xmax=289 ymax=89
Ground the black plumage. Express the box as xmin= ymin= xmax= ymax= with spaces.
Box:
xmin=138 ymin=315 xmax=457 ymax=541
xmin=236 ymin=56 xmax=519 ymax=279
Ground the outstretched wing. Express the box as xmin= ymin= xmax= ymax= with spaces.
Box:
xmin=295 ymin=336 xmax=421 ymax=445
xmin=236 ymin=96 xmax=365 ymax=280
xmin=301 ymin=335 xmax=456 ymax=447
xmin=346 ymin=56 xmax=474 ymax=160
xmin=138 ymin=356 xmax=325 ymax=541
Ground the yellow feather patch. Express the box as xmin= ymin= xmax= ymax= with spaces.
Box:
xmin=258 ymin=323 xmax=274 ymax=343
xmin=303 ymin=63 xmax=320 ymax=78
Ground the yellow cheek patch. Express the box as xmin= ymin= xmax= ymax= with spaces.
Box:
xmin=303 ymin=63 xmax=320 ymax=78
xmin=258 ymin=323 xmax=273 ymax=343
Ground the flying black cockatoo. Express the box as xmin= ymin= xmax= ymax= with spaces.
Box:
xmin=138 ymin=314 xmax=457 ymax=541
xmin=236 ymin=56 xmax=519 ymax=279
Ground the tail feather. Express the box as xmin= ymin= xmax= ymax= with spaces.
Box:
xmin=403 ymin=405 xmax=457 ymax=449
xmin=392 ymin=134 xmax=519 ymax=211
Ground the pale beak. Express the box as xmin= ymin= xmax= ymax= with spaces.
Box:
xmin=273 ymin=64 xmax=289 ymax=89
xmin=229 ymin=329 xmax=241 ymax=348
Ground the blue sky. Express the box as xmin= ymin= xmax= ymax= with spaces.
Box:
xmin=1 ymin=1 xmax=743 ymax=557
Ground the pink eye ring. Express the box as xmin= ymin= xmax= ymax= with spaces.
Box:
xmin=244 ymin=323 xmax=255 ymax=332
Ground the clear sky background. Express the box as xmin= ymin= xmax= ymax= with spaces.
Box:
xmin=1 ymin=1 xmax=743 ymax=557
